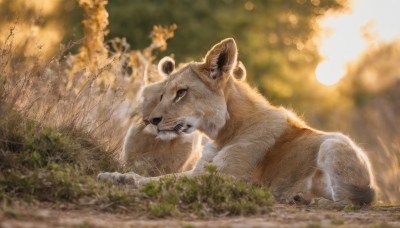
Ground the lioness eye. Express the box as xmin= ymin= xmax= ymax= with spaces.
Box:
xmin=177 ymin=89 xmax=187 ymax=98
xmin=175 ymin=88 xmax=187 ymax=102
xmin=160 ymin=94 xmax=163 ymax=101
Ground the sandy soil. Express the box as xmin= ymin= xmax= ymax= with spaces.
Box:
xmin=1 ymin=203 xmax=400 ymax=228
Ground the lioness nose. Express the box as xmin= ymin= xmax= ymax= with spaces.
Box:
xmin=149 ymin=116 xmax=162 ymax=125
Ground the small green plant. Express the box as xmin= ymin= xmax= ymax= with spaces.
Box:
xmin=326 ymin=213 xmax=345 ymax=225
xmin=140 ymin=164 xmax=273 ymax=217
xmin=148 ymin=202 xmax=176 ymax=218
xmin=342 ymin=204 xmax=362 ymax=212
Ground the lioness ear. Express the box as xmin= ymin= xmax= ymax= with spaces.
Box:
xmin=158 ymin=56 xmax=175 ymax=78
xmin=233 ymin=61 xmax=246 ymax=81
xmin=204 ymin=38 xmax=238 ymax=80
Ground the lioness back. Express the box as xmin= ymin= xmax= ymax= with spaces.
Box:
xmin=254 ymin=113 xmax=374 ymax=204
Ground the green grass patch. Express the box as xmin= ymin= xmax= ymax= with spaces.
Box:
xmin=0 ymin=106 xmax=274 ymax=218
xmin=0 ymin=110 xmax=119 ymax=174
xmin=342 ymin=204 xmax=362 ymax=212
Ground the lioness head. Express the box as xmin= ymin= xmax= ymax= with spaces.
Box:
xmin=148 ymin=38 xmax=240 ymax=140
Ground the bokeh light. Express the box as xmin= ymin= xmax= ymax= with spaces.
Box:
xmin=315 ymin=0 xmax=400 ymax=86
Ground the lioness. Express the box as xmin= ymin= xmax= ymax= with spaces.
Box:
xmin=99 ymin=38 xmax=375 ymax=205
xmin=123 ymin=57 xmax=247 ymax=175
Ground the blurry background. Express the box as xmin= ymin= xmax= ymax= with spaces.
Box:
xmin=0 ymin=0 xmax=399 ymax=203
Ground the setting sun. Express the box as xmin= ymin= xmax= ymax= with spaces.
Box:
xmin=315 ymin=60 xmax=345 ymax=86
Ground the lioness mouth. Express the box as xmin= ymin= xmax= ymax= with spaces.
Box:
xmin=157 ymin=123 xmax=192 ymax=135
xmin=157 ymin=125 xmax=182 ymax=134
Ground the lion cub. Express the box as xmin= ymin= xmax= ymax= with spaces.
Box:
xmin=122 ymin=57 xmax=247 ymax=175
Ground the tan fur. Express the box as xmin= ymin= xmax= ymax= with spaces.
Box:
xmin=99 ymin=39 xmax=375 ymax=205
xmin=121 ymin=58 xmax=247 ymax=176
xmin=122 ymin=79 xmax=203 ymax=176
xmin=123 ymin=123 xmax=202 ymax=175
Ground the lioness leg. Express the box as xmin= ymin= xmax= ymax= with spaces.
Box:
xmin=97 ymin=170 xmax=198 ymax=186
xmin=212 ymin=143 xmax=268 ymax=180
xmin=314 ymin=135 xmax=375 ymax=205
xmin=97 ymin=141 xmax=219 ymax=186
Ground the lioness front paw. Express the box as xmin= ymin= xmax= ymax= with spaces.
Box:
xmin=97 ymin=172 xmax=136 ymax=185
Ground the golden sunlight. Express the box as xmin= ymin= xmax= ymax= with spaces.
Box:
xmin=13 ymin=0 xmax=61 ymax=15
xmin=0 ymin=0 xmax=63 ymax=59
xmin=315 ymin=0 xmax=400 ymax=86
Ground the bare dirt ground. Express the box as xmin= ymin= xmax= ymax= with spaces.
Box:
xmin=1 ymin=203 xmax=400 ymax=228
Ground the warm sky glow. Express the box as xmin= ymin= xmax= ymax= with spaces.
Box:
xmin=315 ymin=0 xmax=400 ymax=86
xmin=0 ymin=0 xmax=63 ymax=59
xmin=12 ymin=0 xmax=61 ymax=15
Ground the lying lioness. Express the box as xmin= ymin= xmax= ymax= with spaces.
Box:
xmin=99 ymin=38 xmax=375 ymax=205
xmin=122 ymin=57 xmax=247 ymax=175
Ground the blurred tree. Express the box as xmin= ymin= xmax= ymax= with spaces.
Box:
xmin=0 ymin=0 xmax=83 ymax=58
xmin=335 ymin=40 xmax=400 ymax=140
xmin=342 ymin=40 xmax=400 ymax=106
xmin=0 ymin=0 xmax=348 ymax=110
xmin=105 ymin=0 xmax=346 ymax=108
xmin=0 ymin=0 xmax=83 ymax=60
